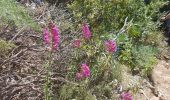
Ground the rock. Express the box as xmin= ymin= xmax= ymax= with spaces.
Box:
xmin=151 ymin=60 xmax=170 ymax=100
xmin=150 ymin=96 xmax=159 ymax=100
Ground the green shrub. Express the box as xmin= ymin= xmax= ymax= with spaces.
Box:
xmin=59 ymin=84 xmax=96 ymax=100
xmin=118 ymin=36 xmax=158 ymax=76
xmin=131 ymin=45 xmax=158 ymax=76
xmin=68 ymin=0 xmax=164 ymax=35
xmin=57 ymin=0 xmax=165 ymax=99
xmin=128 ymin=25 xmax=142 ymax=39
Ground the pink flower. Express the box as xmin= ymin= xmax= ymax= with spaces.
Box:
xmin=73 ymin=39 xmax=82 ymax=48
xmin=43 ymin=28 xmax=50 ymax=45
xmin=76 ymin=72 xmax=83 ymax=80
xmin=105 ymin=40 xmax=117 ymax=53
xmin=82 ymin=23 xmax=92 ymax=39
xmin=81 ymin=63 xmax=90 ymax=78
xmin=51 ymin=25 xmax=60 ymax=50
xmin=76 ymin=63 xmax=91 ymax=80
xmin=121 ymin=92 xmax=133 ymax=100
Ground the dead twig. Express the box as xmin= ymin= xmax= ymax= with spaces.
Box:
xmin=140 ymin=89 xmax=150 ymax=100
xmin=0 ymin=48 xmax=27 ymax=66
xmin=9 ymin=26 xmax=27 ymax=42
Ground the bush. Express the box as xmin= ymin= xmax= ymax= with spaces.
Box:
xmin=59 ymin=84 xmax=96 ymax=100
xmin=68 ymin=0 xmax=164 ymax=76
xmin=68 ymin=0 xmax=164 ymax=34
xmin=41 ymin=0 xmax=166 ymax=99
xmin=54 ymin=0 xmax=166 ymax=99
xmin=131 ymin=45 xmax=158 ymax=76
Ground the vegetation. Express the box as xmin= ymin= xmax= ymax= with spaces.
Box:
xmin=0 ymin=0 xmax=169 ymax=100
xmin=68 ymin=0 xmax=164 ymax=75
xmin=0 ymin=0 xmax=40 ymax=29
xmin=0 ymin=40 xmax=15 ymax=56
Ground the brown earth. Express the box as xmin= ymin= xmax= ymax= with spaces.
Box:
xmin=122 ymin=47 xmax=170 ymax=100
xmin=151 ymin=60 xmax=170 ymax=100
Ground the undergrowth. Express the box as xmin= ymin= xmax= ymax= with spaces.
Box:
xmin=0 ymin=0 xmax=168 ymax=100
xmin=0 ymin=39 xmax=15 ymax=57
xmin=0 ymin=0 xmax=40 ymax=30
xmin=131 ymin=45 xmax=158 ymax=76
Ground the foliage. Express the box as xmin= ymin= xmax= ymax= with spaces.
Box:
xmin=0 ymin=0 xmax=40 ymax=30
xmin=68 ymin=0 xmax=164 ymax=34
xmin=59 ymin=84 xmax=96 ymax=100
xmin=54 ymin=0 xmax=166 ymax=99
xmin=117 ymin=33 xmax=158 ymax=76
xmin=0 ymin=0 xmax=167 ymax=99
xmin=131 ymin=45 xmax=158 ymax=76
xmin=0 ymin=39 xmax=15 ymax=56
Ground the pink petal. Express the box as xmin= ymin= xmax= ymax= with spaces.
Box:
xmin=51 ymin=25 xmax=60 ymax=49
xmin=105 ymin=40 xmax=117 ymax=53
xmin=73 ymin=39 xmax=82 ymax=48
xmin=76 ymin=72 xmax=83 ymax=80
xmin=43 ymin=28 xmax=50 ymax=45
xmin=83 ymin=23 xmax=92 ymax=39
xmin=81 ymin=63 xmax=91 ymax=77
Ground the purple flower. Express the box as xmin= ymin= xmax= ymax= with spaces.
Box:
xmin=105 ymin=40 xmax=117 ymax=53
xmin=43 ymin=28 xmax=50 ymax=45
xmin=81 ymin=63 xmax=90 ymax=77
xmin=82 ymin=23 xmax=92 ymax=39
xmin=121 ymin=92 xmax=133 ymax=100
xmin=51 ymin=25 xmax=60 ymax=50
xmin=73 ymin=39 xmax=82 ymax=48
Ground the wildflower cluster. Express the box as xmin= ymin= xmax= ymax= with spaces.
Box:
xmin=43 ymin=21 xmax=60 ymax=50
xmin=44 ymin=22 xmax=117 ymax=80
xmin=43 ymin=21 xmax=134 ymax=99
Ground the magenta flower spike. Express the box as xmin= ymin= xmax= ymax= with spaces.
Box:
xmin=73 ymin=39 xmax=81 ymax=48
xmin=51 ymin=25 xmax=60 ymax=50
xmin=105 ymin=40 xmax=117 ymax=53
xmin=43 ymin=28 xmax=50 ymax=45
xmin=121 ymin=92 xmax=133 ymax=100
xmin=82 ymin=23 xmax=92 ymax=39
xmin=81 ymin=63 xmax=91 ymax=78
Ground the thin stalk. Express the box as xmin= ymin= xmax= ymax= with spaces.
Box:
xmin=45 ymin=47 xmax=53 ymax=100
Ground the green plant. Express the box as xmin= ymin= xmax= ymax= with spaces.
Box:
xmin=59 ymin=84 xmax=96 ymax=100
xmin=128 ymin=25 xmax=142 ymax=39
xmin=118 ymin=36 xmax=133 ymax=66
xmin=131 ymin=45 xmax=158 ymax=76
xmin=0 ymin=39 xmax=15 ymax=56
xmin=44 ymin=59 xmax=52 ymax=100
xmin=69 ymin=0 xmax=164 ymax=34
xmin=43 ymin=0 xmax=167 ymax=99
xmin=0 ymin=0 xmax=40 ymax=30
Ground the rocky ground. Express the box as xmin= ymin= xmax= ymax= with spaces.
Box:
xmin=136 ymin=47 xmax=170 ymax=100
xmin=151 ymin=59 xmax=170 ymax=100
xmin=122 ymin=46 xmax=170 ymax=100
